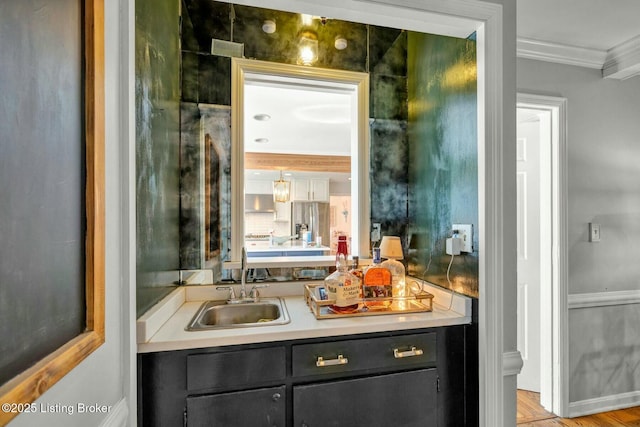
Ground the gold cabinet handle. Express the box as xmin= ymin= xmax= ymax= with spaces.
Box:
xmin=393 ymin=346 xmax=424 ymax=359
xmin=316 ymin=354 xmax=348 ymax=367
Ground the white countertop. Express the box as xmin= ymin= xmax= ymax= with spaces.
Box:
xmin=245 ymin=242 xmax=330 ymax=252
xmin=137 ymin=280 xmax=472 ymax=353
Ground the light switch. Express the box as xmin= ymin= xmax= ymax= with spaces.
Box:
xmin=589 ymin=223 xmax=601 ymax=242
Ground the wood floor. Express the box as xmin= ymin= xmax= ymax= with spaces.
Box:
xmin=517 ymin=389 xmax=640 ymax=426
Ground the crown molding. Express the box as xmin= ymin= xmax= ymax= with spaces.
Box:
xmin=518 ymin=35 xmax=640 ymax=80
xmin=517 ymin=37 xmax=606 ymax=69
xmin=603 ymin=34 xmax=640 ymax=80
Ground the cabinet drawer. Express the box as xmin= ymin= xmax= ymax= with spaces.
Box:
xmin=292 ymin=332 xmax=435 ymax=378
xmin=187 ymin=347 xmax=286 ymax=391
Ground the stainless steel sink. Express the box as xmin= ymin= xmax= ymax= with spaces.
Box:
xmin=185 ymin=298 xmax=290 ymax=331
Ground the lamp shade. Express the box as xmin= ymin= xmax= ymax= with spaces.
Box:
xmin=379 ymin=236 xmax=403 ymax=260
xmin=273 ymin=171 xmax=290 ymax=202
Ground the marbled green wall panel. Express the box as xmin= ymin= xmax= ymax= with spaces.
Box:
xmin=177 ymin=3 xmax=478 ymax=299
xmin=407 ymin=32 xmax=478 ymax=298
xmin=136 ymin=0 xmax=181 ymax=315
xmin=179 ymin=0 xmax=410 ymax=269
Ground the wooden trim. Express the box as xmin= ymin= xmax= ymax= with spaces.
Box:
xmin=85 ymin=0 xmax=106 ymax=340
xmin=0 ymin=0 xmax=105 ymax=424
xmin=245 ymin=152 xmax=351 ymax=173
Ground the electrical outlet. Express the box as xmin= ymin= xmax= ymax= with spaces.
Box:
xmin=446 ymin=237 xmax=462 ymax=255
xmin=452 ymin=224 xmax=473 ymax=253
xmin=371 ymin=223 xmax=381 ymax=243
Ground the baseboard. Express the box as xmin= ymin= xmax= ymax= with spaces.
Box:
xmin=569 ymin=390 xmax=640 ymax=418
xmin=99 ymin=398 xmax=129 ymax=427
xmin=503 ymin=351 xmax=523 ymax=376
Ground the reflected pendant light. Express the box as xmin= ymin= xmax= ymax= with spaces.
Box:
xmin=273 ymin=171 xmax=291 ymax=202
xmin=297 ymin=30 xmax=318 ymax=66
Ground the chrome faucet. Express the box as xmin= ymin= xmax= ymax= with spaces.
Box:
xmin=239 ymin=246 xmax=248 ymax=300
xmin=217 ymin=247 xmax=268 ymax=303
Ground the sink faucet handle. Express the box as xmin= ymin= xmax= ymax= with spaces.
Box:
xmin=216 ymin=286 xmax=237 ymax=301
xmin=249 ymin=284 xmax=269 ymax=301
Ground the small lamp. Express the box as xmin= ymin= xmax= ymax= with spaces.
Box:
xmin=273 ymin=171 xmax=290 ymax=203
xmin=380 ymin=236 xmax=404 ymax=260
xmin=379 ymin=236 xmax=406 ymax=298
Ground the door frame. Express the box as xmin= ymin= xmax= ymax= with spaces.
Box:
xmin=517 ymin=93 xmax=569 ymax=417
xmin=126 ymin=0 xmax=512 ymax=425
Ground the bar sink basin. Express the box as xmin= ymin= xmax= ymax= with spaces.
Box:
xmin=185 ymin=298 xmax=290 ymax=331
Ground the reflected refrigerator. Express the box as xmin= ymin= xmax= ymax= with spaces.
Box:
xmin=291 ymin=202 xmax=330 ymax=246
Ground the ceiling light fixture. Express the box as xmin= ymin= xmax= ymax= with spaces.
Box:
xmin=297 ymin=30 xmax=318 ymax=66
xmin=262 ymin=19 xmax=276 ymax=34
xmin=273 ymin=170 xmax=291 ymax=203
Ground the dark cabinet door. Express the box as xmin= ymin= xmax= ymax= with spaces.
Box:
xmin=186 ymin=385 xmax=286 ymax=427
xmin=293 ymin=369 xmax=438 ymax=427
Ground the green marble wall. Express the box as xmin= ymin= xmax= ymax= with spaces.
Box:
xmin=133 ymin=0 xmax=478 ymax=314
xmin=407 ymin=33 xmax=478 ymax=297
xmin=135 ymin=0 xmax=182 ymax=316
xmin=179 ymin=0 xmax=409 ymax=272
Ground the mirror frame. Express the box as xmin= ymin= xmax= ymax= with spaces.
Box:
xmin=230 ymin=58 xmax=370 ymax=264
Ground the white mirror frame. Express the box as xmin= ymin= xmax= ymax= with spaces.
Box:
xmin=229 ymin=58 xmax=370 ymax=264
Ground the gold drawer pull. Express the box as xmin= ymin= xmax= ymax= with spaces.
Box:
xmin=316 ymin=354 xmax=348 ymax=367
xmin=393 ymin=346 xmax=424 ymax=359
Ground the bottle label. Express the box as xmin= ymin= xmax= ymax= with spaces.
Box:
xmin=363 ymin=285 xmax=392 ymax=299
xmin=326 ymin=279 xmax=360 ymax=307
xmin=364 ymin=269 xmax=390 ymax=286
xmin=363 ymin=267 xmax=392 ymax=300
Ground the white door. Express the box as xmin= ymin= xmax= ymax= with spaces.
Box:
xmin=516 ymin=113 xmax=542 ymax=392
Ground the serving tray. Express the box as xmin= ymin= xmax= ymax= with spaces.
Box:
xmin=304 ymin=283 xmax=433 ymax=319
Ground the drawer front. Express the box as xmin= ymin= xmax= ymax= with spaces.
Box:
xmin=292 ymin=332 xmax=436 ymax=378
xmin=187 ymin=346 xmax=286 ymax=391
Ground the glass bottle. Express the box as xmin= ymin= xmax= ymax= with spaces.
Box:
xmin=324 ymin=254 xmax=361 ymax=313
xmin=348 ymin=255 xmax=364 ymax=298
xmin=362 ymin=248 xmax=392 ymax=308
xmin=381 ymin=257 xmax=406 ymax=298
xmin=336 ymin=235 xmax=348 ymax=262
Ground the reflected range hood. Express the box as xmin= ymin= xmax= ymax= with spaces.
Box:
xmin=245 ymin=194 xmax=276 ymax=213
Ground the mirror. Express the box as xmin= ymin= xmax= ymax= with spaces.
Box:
xmin=230 ymin=58 xmax=370 ymax=264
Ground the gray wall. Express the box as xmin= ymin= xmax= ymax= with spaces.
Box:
xmin=518 ymin=58 xmax=640 ymax=405
xmin=9 ymin=0 xmax=131 ymax=425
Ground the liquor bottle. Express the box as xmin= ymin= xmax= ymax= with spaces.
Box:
xmin=362 ymin=247 xmax=392 ymax=308
xmin=336 ymin=235 xmax=348 ymax=262
xmin=379 ymin=236 xmax=407 ymax=298
xmin=324 ymin=254 xmax=361 ymax=313
xmin=348 ymin=255 xmax=364 ymax=298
